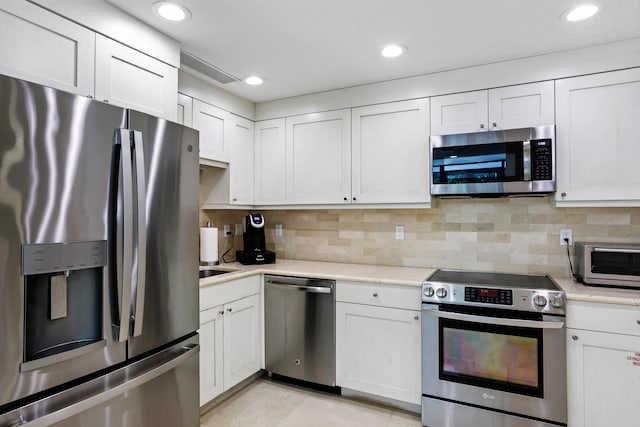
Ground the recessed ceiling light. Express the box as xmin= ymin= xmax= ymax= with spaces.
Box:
xmin=245 ymin=76 xmax=264 ymax=86
xmin=153 ymin=2 xmax=191 ymax=22
xmin=381 ymin=44 xmax=407 ymax=58
xmin=565 ymin=4 xmax=599 ymax=21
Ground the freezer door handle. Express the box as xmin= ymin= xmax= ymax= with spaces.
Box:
xmin=131 ymin=130 xmax=147 ymax=337
xmin=17 ymin=343 xmax=199 ymax=427
xmin=114 ymin=129 xmax=134 ymax=343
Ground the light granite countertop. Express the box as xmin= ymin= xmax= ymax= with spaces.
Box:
xmin=200 ymin=259 xmax=434 ymax=288
xmin=200 ymin=259 xmax=640 ymax=306
xmin=554 ymin=277 xmax=640 ymax=307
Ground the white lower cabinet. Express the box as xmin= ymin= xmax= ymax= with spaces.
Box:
xmin=199 ymin=276 xmax=261 ymax=406
xmin=566 ymin=301 xmax=640 ymax=427
xmin=335 ymin=282 xmax=421 ymax=405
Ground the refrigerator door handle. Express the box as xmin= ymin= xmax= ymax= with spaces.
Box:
xmin=131 ymin=131 xmax=147 ymax=337
xmin=114 ymin=129 xmax=134 ymax=343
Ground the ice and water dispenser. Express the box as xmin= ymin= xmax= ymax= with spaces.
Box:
xmin=21 ymin=241 xmax=107 ymax=369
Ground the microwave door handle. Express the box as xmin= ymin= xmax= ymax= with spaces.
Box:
xmin=422 ymin=306 xmax=565 ymax=329
xmin=593 ymin=247 xmax=640 ymax=254
xmin=131 ymin=131 xmax=147 ymax=338
xmin=114 ymin=129 xmax=134 ymax=342
xmin=523 ymin=139 xmax=531 ymax=181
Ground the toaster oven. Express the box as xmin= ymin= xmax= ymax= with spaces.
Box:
xmin=575 ymin=242 xmax=640 ymax=289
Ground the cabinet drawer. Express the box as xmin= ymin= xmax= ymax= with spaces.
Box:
xmin=336 ymin=281 xmax=421 ymax=310
xmin=567 ymin=301 xmax=640 ymax=336
xmin=200 ymin=275 xmax=260 ymax=311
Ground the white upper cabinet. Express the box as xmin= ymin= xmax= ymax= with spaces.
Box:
xmin=351 ymin=99 xmax=430 ymax=204
xmin=285 ymin=110 xmax=351 ymax=204
xmin=431 ymin=90 xmax=488 ymax=135
xmin=555 ymin=68 xmax=640 ymax=207
xmin=254 ymin=119 xmax=286 ymax=205
xmin=488 ymin=82 xmax=554 ymax=130
xmin=0 ymin=0 xmax=95 ymax=97
xmin=95 ymin=35 xmax=177 ymax=121
xmin=229 ymin=115 xmax=255 ymax=206
xmin=176 ymin=93 xmax=193 ymax=127
xmin=192 ymin=99 xmax=231 ymax=163
xmin=430 ymin=81 xmax=554 ymax=135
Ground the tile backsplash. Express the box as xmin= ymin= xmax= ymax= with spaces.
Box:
xmin=202 ymin=196 xmax=640 ymax=278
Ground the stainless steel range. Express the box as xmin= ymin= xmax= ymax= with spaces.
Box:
xmin=421 ymin=270 xmax=567 ymax=427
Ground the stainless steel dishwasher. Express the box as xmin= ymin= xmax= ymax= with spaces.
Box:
xmin=264 ymin=275 xmax=336 ymax=387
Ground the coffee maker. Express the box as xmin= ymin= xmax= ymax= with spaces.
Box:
xmin=236 ymin=213 xmax=276 ymax=265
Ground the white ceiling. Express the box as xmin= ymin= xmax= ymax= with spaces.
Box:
xmin=105 ymin=0 xmax=640 ymax=103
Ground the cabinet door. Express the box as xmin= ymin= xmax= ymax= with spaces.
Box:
xmin=352 ymin=99 xmax=430 ymax=204
xmin=177 ymin=93 xmax=193 ymax=127
xmin=336 ymin=302 xmax=421 ymax=404
xmin=254 ymin=119 xmax=286 ymax=205
xmin=0 ymin=0 xmax=95 ymax=96
xmin=285 ymin=110 xmax=351 ymax=204
xmin=229 ymin=115 xmax=255 ymax=205
xmin=567 ymin=328 xmax=640 ymax=427
xmin=488 ymin=81 xmax=554 ymax=130
xmin=95 ymin=35 xmax=177 ymax=121
xmin=199 ymin=306 xmax=223 ymax=406
xmin=192 ymin=100 xmax=231 ymax=163
xmin=430 ymin=90 xmax=488 ymax=135
xmin=555 ymin=68 xmax=640 ymax=206
xmin=223 ymin=294 xmax=261 ymax=390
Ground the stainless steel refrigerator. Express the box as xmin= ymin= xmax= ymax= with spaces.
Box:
xmin=0 ymin=74 xmax=200 ymax=426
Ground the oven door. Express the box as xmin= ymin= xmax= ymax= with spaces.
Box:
xmin=421 ymin=303 xmax=567 ymax=424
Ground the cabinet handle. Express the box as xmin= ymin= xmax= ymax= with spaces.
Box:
xmin=561 ymin=192 xmax=567 ymax=198
xmin=352 ymin=197 xmax=357 ymax=201
xmin=414 ymin=315 xmax=419 ymax=321
xmin=637 ymin=320 xmax=640 ymax=325
xmin=480 ymin=124 xmax=485 ymax=129
xmin=372 ymin=293 xmax=378 ymax=297
xmin=232 ymin=198 xmax=237 ymax=203
xmin=343 ymin=197 xmax=348 ymax=201
xmin=103 ymin=99 xmax=109 ymax=103
xmin=219 ymin=310 xmax=224 ymax=315
xmin=87 ymin=95 xmax=93 ymax=99
xmin=572 ymin=335 xmax=579 ymax=341
xmin=492 ymin=122 xmax=497 ymax=128
xmin=227 ymin=307 xmax=232 ymax=312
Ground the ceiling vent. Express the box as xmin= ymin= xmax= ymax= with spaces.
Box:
xmin=180 ymin=51 xmax=240 ymax=84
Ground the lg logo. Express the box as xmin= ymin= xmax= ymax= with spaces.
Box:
xmin=482 ymin=393 xmax=495 ymax=400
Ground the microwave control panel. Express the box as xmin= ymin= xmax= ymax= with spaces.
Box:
xmin=531 ymin=139 xmax=553 ymax=181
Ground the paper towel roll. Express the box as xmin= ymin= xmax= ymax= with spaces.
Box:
xmin=200 ymin=227 xmax=219 ymax=265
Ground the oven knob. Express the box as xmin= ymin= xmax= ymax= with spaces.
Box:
xmin=533 ymin=295 xmax=548 ymax=307
xmin=551 ymin=295 xmax=565 ymax=308
xmin=424 ymin=287 xmax=435 ymax=297
xmin=436 ymin=288 xmax=448 ymax=298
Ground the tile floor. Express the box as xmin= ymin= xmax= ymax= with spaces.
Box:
xmin=200 ymin=378 xmax=422 ymax=427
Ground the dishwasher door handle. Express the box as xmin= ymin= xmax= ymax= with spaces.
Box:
xmin=266 ymin=282 xmax=332 ymax=294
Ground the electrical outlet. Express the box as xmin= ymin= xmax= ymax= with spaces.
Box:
xmin=275 ymin=224 xmax=283 ymax=237
xmin=560 ymin=229 xmax=572 ymax=246
xmin=395 ymin=225 xmax=405 ymax=240
xmin=223 ymin=225 xmax=230 ymax=236
xmin=235 ymin=224 xmax=243 ymax=235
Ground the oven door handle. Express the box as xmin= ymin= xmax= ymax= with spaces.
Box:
xmin=422 ymin=306 xmax=565 ymax=329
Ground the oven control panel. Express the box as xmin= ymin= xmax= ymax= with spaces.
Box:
xmin=422 ymin=282 xmax=566 ymax=314
xmin=465 ymin=287 xmax=513 ymax=305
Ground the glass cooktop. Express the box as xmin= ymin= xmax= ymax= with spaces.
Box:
xmin=427 ymin=269 xmax=561 ymax=291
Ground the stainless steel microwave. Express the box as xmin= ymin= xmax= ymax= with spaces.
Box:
xmin=575 ymin=242 xmax=640 ymax=289
xmin=430 ymin=125 xmax=555 ymax=197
